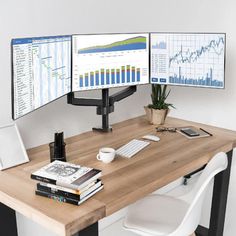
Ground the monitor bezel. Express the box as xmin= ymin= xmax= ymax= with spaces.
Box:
xmin=11 ymin=35 xmax=72 ymax=120
xmin=71 ymin=32 xmax=150 ymax=93
xmin=11 ymin=32 xmax=226 ymax=120
xmin=149 ymin=32 xmax=226 ymax=90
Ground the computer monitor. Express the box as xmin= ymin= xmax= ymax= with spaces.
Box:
xmin=72 ymin=33 xmax=149 ymax=92
xmin=150 ymin=33 xmax=225 ymax=88
xmin=12 ymin=35 xmax=71 ymax=119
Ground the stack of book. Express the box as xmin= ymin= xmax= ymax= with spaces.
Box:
xmin=31 ymin=160 xmax=103 ymax=205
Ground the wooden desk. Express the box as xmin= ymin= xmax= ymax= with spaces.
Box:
xmin=0 ymin=116 xmax=236 ymax=236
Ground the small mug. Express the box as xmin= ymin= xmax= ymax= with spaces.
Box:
xmin=97 ymin=147 xmax=115 ymax=163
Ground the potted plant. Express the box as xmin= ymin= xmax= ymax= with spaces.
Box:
xmin=144 ymin=84 xmax=174 ymax=125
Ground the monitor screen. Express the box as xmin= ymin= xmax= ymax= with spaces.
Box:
xmin=12 ymin=35 xmax=71 ymax=119
xmin=72 ymin=33 xmax=149 ymax=91
xmin=150 ymin=33 xmax=225 ymax=88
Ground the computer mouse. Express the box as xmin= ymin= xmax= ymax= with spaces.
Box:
xmin=142 ymin=135 xmax=160 ymax=142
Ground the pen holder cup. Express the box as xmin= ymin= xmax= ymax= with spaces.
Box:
xmin=49 ymin=142 xmax=67 ymax=162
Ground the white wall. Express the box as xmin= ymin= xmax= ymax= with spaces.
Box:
xmin=1 ymin=0 xmax=236 ymax=235
xmin=0 ymin=0 xmax=152 ymax=148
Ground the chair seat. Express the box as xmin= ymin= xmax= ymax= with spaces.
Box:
xmin=124 ymin=194 xmax=189 ymax=236
xmin=124 ymin=152 xmax=227 ymax=236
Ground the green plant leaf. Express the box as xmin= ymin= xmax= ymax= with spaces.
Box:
xmin=150 ymin=84 xmax=175 ymax=110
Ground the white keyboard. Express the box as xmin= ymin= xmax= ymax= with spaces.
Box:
xmin=116 ymin=139 xmax=150 ymax=158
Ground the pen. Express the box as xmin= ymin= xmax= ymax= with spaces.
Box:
xmin=200 ymin=128 xmax=213 ymax=136
xmin=57 ymin=132 xmax=62 ymax=157
xmin=54 ymin=133 xmax=58 ymax=151
xmin=59 ymin=132 xmax=64 ymax=157
xmin=54 ymin=133 xmax=59 ymax=160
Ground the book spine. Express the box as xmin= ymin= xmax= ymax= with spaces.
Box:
xmin=68 ymin=173 xmax=102 ymax=190
xmin=36 ymin=185 xmax=104 ymax=206
xmin=35 ymin=190 xmax=79 ymax=205
xmin=80 ymin=181 xmax=102 ymax=199
xmin=31 ymin=174 xmax=56 ymax=185
xmin=40 ymin=182 xmax=81 ymax=194
xmin=37 ymin=183 xmax=81 ymax=201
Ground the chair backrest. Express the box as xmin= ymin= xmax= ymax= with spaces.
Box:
xmin=172 ymin=152 xmax=228 ymax=236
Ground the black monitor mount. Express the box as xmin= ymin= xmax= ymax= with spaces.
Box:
xmin=67 ymin=86 xmax=137 ymax=132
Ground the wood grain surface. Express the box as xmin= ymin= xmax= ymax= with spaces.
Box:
xmin=0 ymin=116 xmax=236 ymax=236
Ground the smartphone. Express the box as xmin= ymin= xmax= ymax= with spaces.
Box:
xmin=180 ymin=128 xmax=200 ymax=137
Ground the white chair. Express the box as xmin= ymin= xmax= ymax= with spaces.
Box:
xmin=123 ymin=152 xmax=228 ymax=236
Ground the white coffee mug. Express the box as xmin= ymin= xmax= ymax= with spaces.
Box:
xmin=96 ymin=147 xmax=115 ymax=163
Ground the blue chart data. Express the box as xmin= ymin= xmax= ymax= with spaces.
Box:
xmin=72 ymin=34 xmax=149 ymax=91
xmin=12 ymin=36 xmax=71 ymax=119
xmin=151 ymin=33 xmax=225 ymax=88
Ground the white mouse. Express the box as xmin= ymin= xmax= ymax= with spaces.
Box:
xmin=142 ymin=135 xmax=160 ymax=142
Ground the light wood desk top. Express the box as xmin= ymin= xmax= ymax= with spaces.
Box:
xmin=0 ymin=116 xmax=236 ymax=236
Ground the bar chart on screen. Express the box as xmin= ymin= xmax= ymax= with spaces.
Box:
xmin=151 ymin=33 xmax=225 ymax=88
xmin=72 ymin=33 xmax=149 ymax=91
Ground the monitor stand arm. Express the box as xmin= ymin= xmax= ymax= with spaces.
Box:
xmin=67 ymin=86 xmax=137 ymax=132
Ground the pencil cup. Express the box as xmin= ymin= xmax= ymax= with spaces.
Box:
xmin=49 ymin=142 xmax=67 ymax=162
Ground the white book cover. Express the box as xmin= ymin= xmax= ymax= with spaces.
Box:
xmin=31 ymin=160 xmax=101 ymax=189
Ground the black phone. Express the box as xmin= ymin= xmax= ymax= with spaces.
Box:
xmin=180 ymin=128 xmax=200 ymax=137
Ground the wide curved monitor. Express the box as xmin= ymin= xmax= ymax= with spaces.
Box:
xmin=150 ymin=33 xmax=225 ymax=88
xmin=12 ymin=35 xmax=71 ymax=119
xmin=72 ymin=33 xmax=149 ymax=91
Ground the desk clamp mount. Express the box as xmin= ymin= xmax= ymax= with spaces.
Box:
xmin=67 ymin=86 xmax=137 ymax=132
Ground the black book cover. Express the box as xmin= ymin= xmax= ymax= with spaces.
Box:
xmin=37 ymin=180 xmax=102 ymax=201
xmin=35 ymin=184 xmax=104 ymax=206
